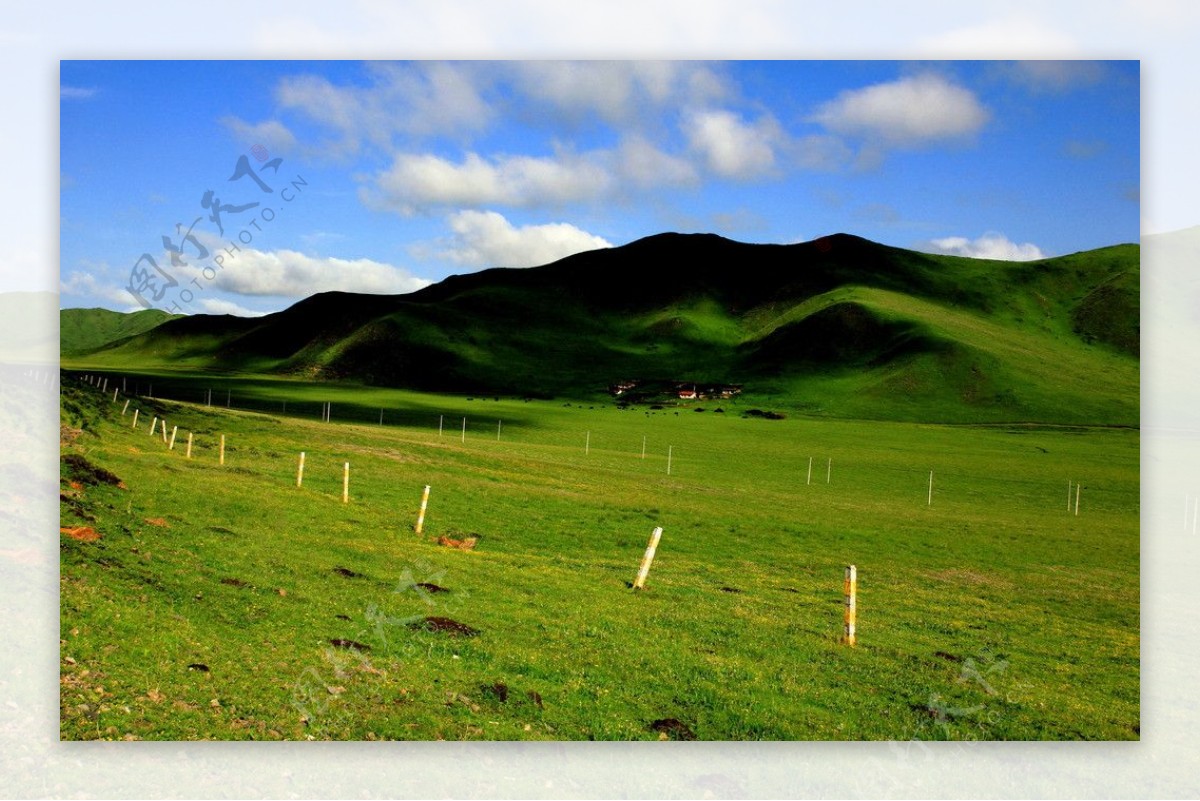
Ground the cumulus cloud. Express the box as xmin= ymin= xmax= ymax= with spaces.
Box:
xmin=275 ymin=62 xmax=492 ymax=155
xmin=204 ymin=247 xmax=431 ymax=297
xmin=685 ymin=110 xmax=783 ymax=179
xmin=161 ymin=233 xmax=432 ymax=299
xmin=812 ymin=74 xmax=989 ymax=148
xmin=60 ymin=270 xmax=140 ymax=307
xmin=220 ymin=117 xmax=298 ymax=155
xmin=367 ymin=151 xmax=613 ymax=213
xmin=436 ymin=210 xmax=611 ymax=269
xmin=510 ymin=61 xmax=729 ymax=126
xmin=919 ymin=233 xmax=1046 ymax=261
xmin=615 ymin=136 xmax=699 ymax=189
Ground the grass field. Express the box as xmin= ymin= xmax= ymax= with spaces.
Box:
xmin=59 ymin=372 xmax=1139 ymax=741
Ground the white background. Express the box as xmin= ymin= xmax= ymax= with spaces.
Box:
xmin=2 ymin=1 xmax=1195 ymax=797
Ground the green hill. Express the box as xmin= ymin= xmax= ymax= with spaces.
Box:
xmin=60 ymin=307 xmax=182 ymax=356
xmin=61 ymin=233 xmax=1140 ymax=425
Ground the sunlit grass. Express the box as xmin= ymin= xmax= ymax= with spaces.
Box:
xmin=60 ymin=376 xmax=1138 ymax=741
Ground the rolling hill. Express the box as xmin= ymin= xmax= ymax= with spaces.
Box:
xmin=60 ymin=307 xmax=183 ymax=356
xmin=60 ymin=232 xmax=1140 ymax=425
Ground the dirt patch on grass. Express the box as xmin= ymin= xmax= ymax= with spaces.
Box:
xmin=437 ymin=535 xmax=478 ymax=551
xmin=61 ymin=526 xmax=100 ymax=542
xmin=478 ymin=683 xmax=544 ymax=709
xmin=329 ymin=639 xmax=371 ymax=651
xmin=62 ymin=454 xmax=126 ymax=489
xmin=415 ymin=582 xmax=450 ymax=593
xmin=144 ymin=517 xmax=169 ymax=528
xmin=332 ymin=566 xmax=365 ymax=578
xmin=650 ymin=718 xmax=696 ymax=740
xmin=719 ymin=586 xmax=742 ymax=594
xmin=480 ymin=682 xmax=509 ymax=702
xmin=220 ymin=578 xmax=249 ymax=588
xmin=408 ymin=616 xmax=480 ymax=637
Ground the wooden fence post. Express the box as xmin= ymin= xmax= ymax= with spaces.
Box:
xmin=844 ymin=565 xmax=857 ymax=646
xmin=415 ymin=485 xmax=431 ymax=534
xmin=632 ymin=527 xmax=664 ymax=590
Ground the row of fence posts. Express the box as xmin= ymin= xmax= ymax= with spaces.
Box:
xmin=81 ymin=372 xmax=1092 ymax=643
xmin=81 ymin=373 xmax=1090 ymax=512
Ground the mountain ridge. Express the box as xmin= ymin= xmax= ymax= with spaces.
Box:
xmin=60 ymin=232 xmax=1139 ymax=424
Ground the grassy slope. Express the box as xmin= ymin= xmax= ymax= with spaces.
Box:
xmin=63 ymin=235 xmax=1140 ymax=425
xmin=60 ymin=308 xmax=182 ymax=356
xmin=60 ymin=377 xmax=1138 ymax=741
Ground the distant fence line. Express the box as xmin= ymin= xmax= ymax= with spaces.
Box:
xmin=63 ymin=370 xmax=1138 ymax=509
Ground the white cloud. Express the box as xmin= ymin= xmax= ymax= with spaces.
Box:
xmin=220 ymin=117 xmax=298 ymax=155
xmin=367 ymin=61 xmax=493 ymax=137
xmin=274 ymin=62 xmax=492 ymax=155
xmin=812 ymin=74 xmax=989 ymax=147
xmin=195 ymin=298 xmax=269 ymax=317
xmin=61 ymin=244 xmax=429 ymax=314
xmin=684 ymin=110 xmax=783 ymax=179
xmin=510 ymin=61 xmax=729 ymax=126
xmin=615 ymin=136 xmax=698 ymax=189
xmin=368 ymin=151 xmax=613 ymax=213
xmin=204 ymin=247 xmax=431 ymax=297
xmin=166 ymin=234 xmax=432 ymax=298
xmin=1002 ymin=60 xmax=1106 ymax=93
xmin=437 ymin=210 xmax=611 ymax=269
xmin=919 ymin=233 xmax=1046 ymax=261
xmin=60 ymin=270 xmax=142 ymax=307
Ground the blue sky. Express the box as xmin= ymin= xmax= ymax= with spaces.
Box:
xmin=60 ymin=59 xmax=1139 ymax=317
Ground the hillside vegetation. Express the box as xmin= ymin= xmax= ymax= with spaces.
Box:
xmin=61 ymin=307 xmax=183 ymax=356
xmin=63 ymin=233 xmax=1139 ymax=425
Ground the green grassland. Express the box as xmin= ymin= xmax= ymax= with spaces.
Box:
xmin=59 ymin=374 xmax=1139 ymax=741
